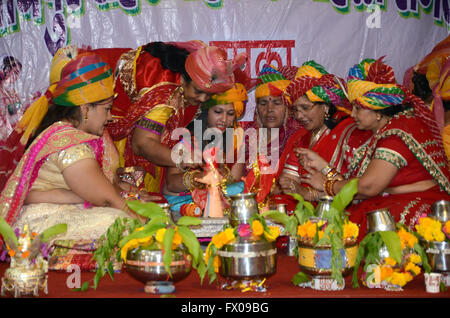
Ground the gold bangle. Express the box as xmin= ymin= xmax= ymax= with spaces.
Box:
xmin=326 ymin=168 xmax=338 ymax=180
xmin=190 ymin=170 xmax=206 ymax=189
xmin=325 ymin=178 xmax=339 ymax=196
xmin=321 ymin=165 xmax=332 ymax=176
xmin=183 ymin=170 xmax=196 ymax=191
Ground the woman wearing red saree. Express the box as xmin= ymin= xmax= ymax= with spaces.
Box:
xmin=240 ymin=64 xmax=301 ymax=208
xmin=93 ymin=42 xmax=246 ymax=193
xmin=276 ymin=61 xmax=371 ymax=203
xmin=298 ymin=58 xmax=450 ymax=241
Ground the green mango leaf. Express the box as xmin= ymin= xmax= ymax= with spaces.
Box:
xmin=106 ymin=261 xmax=115 ymax=281
xmin=379 ymin=231 xmax=402 ymax=264
xmin=206 ymin=244 xmax=218 ymax=284
xmin=119 ymin=223 xmax=165 ymax=248
xmin=292 ymin=271 xmax=311 ymax=285
xmin=177 ymin=226 xmax=201 ymax=267
xmin=72 ymin=281 xmax=90 ymax=292
xmin=93 ymin=270 xmax=102 ymax=289
xmin=285 ymin=217 xmax=298 ymax=237
xmin=162 ymin=228 xmax=175 ymax=277
xmin=352 ymin=233 xmax=374 ymax=288
xmin=289 ymin=192 xmax=305 ymax=205
xmin=414 ymin=242 xmax=431 ymax=273
xmin=303 ymin=201 xmax=315 ymax=216
xmin=261 ymin=210 xmax=290 ymax=226
xmin=176 ymin=216 xmax=203 ymax=227
xmin=145 ymin=215 xmax=170 ymax=227
xmin=127 ymin=200 xmax=167 ymax=219
xmin=196 ymin=262 xmax=207 ymax=285
xmin=330 ymin=178 xmax=358 ymax=213
xmin=0 ymin=217 xmax=18 ymax=248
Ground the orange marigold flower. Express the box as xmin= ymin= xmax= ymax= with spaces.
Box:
xmin=343 ymin=221 xmax=359 ymax=239
xmin=213 ymin=255 xmax=221 ymax=273
xmin=251 ymin=220 xmax=264 ymax=236
xmin=264 ymin=226 xmax=280 ymax=242
xmin=408 ymin=253 xmax=421 ymax=265
xmin=297 ymin=225 xmax=307 ymax=238
xmin=172 ymin=231 xmax=183 ymax=249
xmin=21 ymin=250 xmax=30 ymax=258
xmin=405 ymin=262 xmax=421 ymax=276
xmin=305 ymin=221 xmax=317 ymax=238
xmin=212 ymin=233 xmax=224 ymax=249
xmin=380 ymin=265 xmax=393 ymax=281
xmin=384 ymin=257 xmax=397 ymax=267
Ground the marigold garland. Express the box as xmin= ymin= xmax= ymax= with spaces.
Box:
xmin=205 ymin=215 xmax=281 ymax=275
xmin=415 ymin=215 xmax=447 ymax=242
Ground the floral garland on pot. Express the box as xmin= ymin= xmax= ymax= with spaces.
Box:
xmin=0 ymin=217 xmax=67 ymax=264
xmin=76 ymin=201 xmax=206 ymax=291
xmin=264 ymin=179 xmax=360 ymax=287
xmin=415 ymin=214 xmax=450 ymax=243
xmin=204 ymin=213 xmax=281 ymax=284
xmin=352 ymin=225 xmax=431 ymax=290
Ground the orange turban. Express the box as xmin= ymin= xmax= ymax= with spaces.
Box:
xmin=185 ymin=46 xmax=247 ymax=94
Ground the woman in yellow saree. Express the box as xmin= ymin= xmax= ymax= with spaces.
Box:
xmin=0 ymin=46 xmax=144 ymax=270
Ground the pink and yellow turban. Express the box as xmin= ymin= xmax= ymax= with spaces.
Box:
xmin=254 ymin=64 xmax=290 ymax=99
xmin=185 ymin=46 xmax=247 ymax=94
xmin=426 ymin=42 xmax=450 ymax=130
xmin=284 ymin=60 xmax=351 ymax=114
xmin=415 ymin=35 xmax=450 ymax=76
xmin=347 ymin=58 xmax=405 ymax=110
xmin=16 ymin=45 xmax=114 ymax=144
xmin=202 ymin=83 xmax=248 ymax=119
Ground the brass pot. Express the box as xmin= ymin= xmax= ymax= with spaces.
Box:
xmin=217 ymin=236 xmax=277 ymax=280
xmin=1 ymin=261 xmax=48 ymax=298
xmin=421 ymin=240 xmax=450 ymax=272
xmin=297 ymin=241 xmax=358 ymax=277
xmin=125 ymin=249 xmax=191 ymax=292
xmin=229 ymin=193 xmax=258 ymax=227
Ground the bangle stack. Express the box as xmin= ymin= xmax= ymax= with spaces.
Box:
xmin=120 ymin=190 xmax=141 ymax=200
xmin=322 ymin=166 xmax=343 ymax=197
xmin=222 ymin=165 xmax=234 ymax=185
xmin=183 ymin=169 xmax=205 ymax=191
xmin=321 ymin=165 xmax=332 ymax=176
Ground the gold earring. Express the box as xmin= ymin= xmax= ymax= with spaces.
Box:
xmin=376 ymin=114 xmax=381 ymax=121
xmin=84 ymin=112 xmax=88 ymax=120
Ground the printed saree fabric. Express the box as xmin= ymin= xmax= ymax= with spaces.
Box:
xmin=98 ymin=47 xmax=200 ymax=193
xmin=0 ymin=121 xmax=130 ymax=270
xmin=0 ymin=122 xmax=104 ymax=227
xmin=277 ymin=116 xmax=372 ymax=185
xmin=345 ymin=108 xmax=450 ymax=241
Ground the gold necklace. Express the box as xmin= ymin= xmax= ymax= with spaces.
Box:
xmin=309 ymin=125 xmax=328 ymax=148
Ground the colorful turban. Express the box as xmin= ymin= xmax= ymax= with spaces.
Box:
xmin=16 ymin=45 xmax=114 ymax=144
xmin=167 ymin=40 xmax=207 ymax=53
xmin=284 ymin=60 xmax=351 ymax=113
xmin=202 ymin=83 xmax=248 ymax=118
xmin=347 ymin=58 xmax=405 ymax=110
xmin=415 ymin=35 xmax=450 ymax=75
xmin=254 ymin=64 xmax=290 ymax=99
xmin=185 ymin=46 xmax=247 ymax=94
xmin=425 ymin=56 xmax=450 ymax=130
